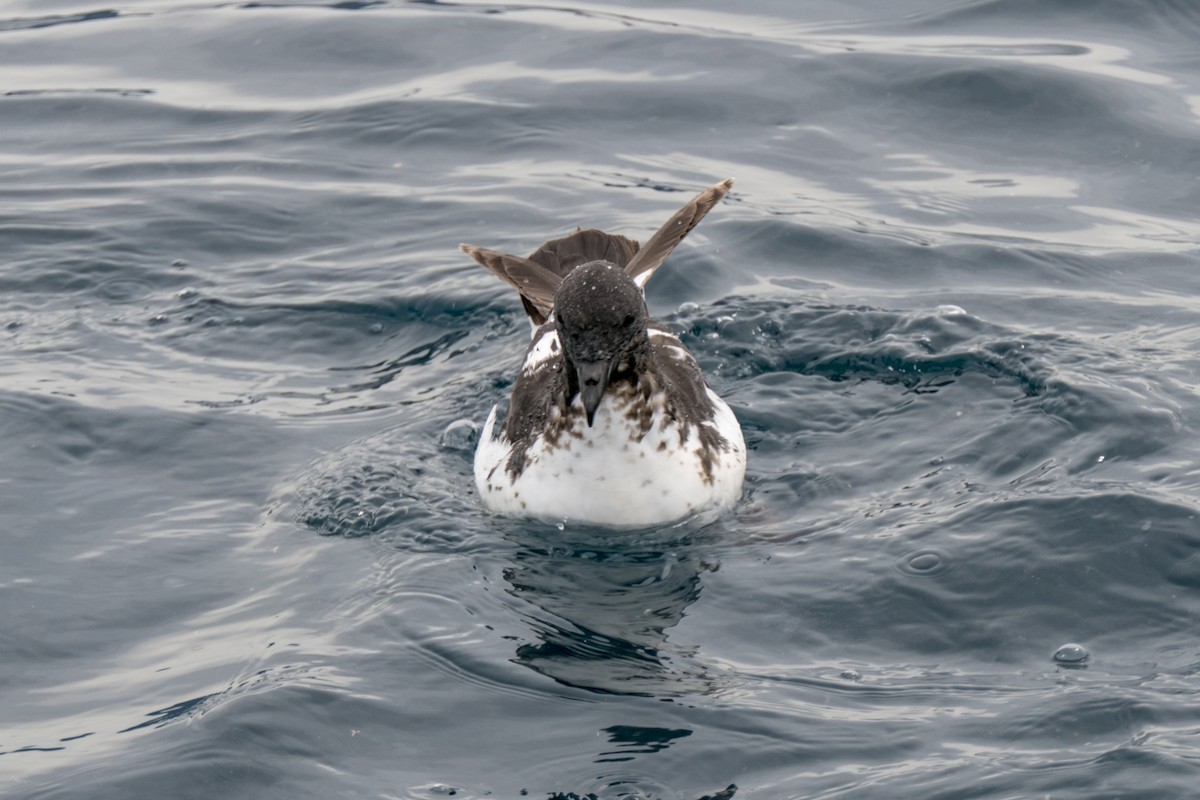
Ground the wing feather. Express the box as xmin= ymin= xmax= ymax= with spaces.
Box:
xmin=624 ymin=178 xmax=733 ymax=288
xmin=461 ymin=178 xmax=732 ymax=324
xmin=459 ymin=244 xmax=559 ymax=325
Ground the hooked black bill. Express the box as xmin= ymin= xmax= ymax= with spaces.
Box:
xmin=553 ymin=261 xmax=649 ymax=428
xmin=574 ymin=358 xmax=613 ymax=427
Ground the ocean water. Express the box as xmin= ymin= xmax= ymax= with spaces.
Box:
xmin=3 ymin=1 xmax=1200 ymax=798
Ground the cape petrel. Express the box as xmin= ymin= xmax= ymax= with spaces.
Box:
xmin=462 ymin=179 xmax=746 ymax=528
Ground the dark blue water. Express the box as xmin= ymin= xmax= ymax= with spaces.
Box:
xmin=4 ymin=1 xmax=1200 ymax=798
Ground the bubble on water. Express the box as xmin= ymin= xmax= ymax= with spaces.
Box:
xmin=556 ymin=521 xmax=566 ymax=531
xmin=898 ymin=549 xmax=948 ymax=577
xmin=438 ymin=418 xmax=478 ymax=452
xmin=677 ymin=301 xmax=699 ymax=315
xmin=929 ymin=456 xmax=944 ymax=465
xmin=936 ymin=304 xmax=966 ymax=316
xmin=175 ymin=287 xmax=197 ymax=300
xmin=840 ymin=669 xmax=862 ymax=681
xmin=171 ymin=258 xmax=189 ymax=268
xmin=368 ymin=322 xmax=384 ymax=334
xmin=910 ymin=553 xmax=939 ymax=570
xmin=1053 ymin=642 xmax=1089 ymax=666
xmin=149 ymin=314 xmax=169 ymax=326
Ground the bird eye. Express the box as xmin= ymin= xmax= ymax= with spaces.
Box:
xmin=622 ymin=313 xmax=636 ymax=327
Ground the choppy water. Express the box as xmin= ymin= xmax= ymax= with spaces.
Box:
xmin=4 ymin=1 xmax=1200 ymax=798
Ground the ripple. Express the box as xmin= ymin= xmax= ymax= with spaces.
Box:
xmin=675 ymin=297 xmax=1050 ymax=397
xmin=3 ymin=87 xmax=153 ymax=98
xmin=0 ymin=9 xmax=122 ymax=34
xmin=95 ymin=276 xmax=155 ymax=303
xmin=286 ymin=419 xmax=489 ymax=546
xmin=5 ymin=1 xmax=1200 ymax=798
xmin=897 ymin=549 xmax=950 ymax=577
xmin=547 ymin=772 xmax=736 ymax=800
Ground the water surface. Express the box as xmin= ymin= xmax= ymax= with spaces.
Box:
xmin=3 ymin=1 xmax=1200 ymax=798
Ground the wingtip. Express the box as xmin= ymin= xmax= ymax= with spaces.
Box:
xmin=461 ymin=243 xmax=495 ymax=266
xmin=696 ymin=178 xmax=734 ymax=208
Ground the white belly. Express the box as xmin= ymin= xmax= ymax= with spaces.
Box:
xmin=475 ymin=390 xmax=745 ymax=529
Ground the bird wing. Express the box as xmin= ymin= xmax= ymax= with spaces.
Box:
xmin=624 ymin=178 xmax=733 ymax=288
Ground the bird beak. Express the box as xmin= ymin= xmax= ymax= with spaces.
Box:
xmin=574 ymin=359 xmax=612 ymax=427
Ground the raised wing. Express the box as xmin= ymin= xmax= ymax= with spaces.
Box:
xmin=461 ymin=230 xmax=639 ymax=326
xmin=459 ymin=244 xmax=562 ymax=326
xmin=624 ymin=178 xmax=733 ymax=288
xmin=461 ymin=177 xmax=732 ymax=324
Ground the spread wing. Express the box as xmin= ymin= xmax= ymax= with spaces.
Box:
xmin=461 ymin=177 xmax=732 ymax=325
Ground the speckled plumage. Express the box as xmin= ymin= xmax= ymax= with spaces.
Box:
xmin=462 ymin=179 xmax=745 ymax=528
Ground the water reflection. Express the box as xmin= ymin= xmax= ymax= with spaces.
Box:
xmin=501 ymin=525 xmax=720 ymax=698
xmin=596 ymin=725 xmax=693 ymax=763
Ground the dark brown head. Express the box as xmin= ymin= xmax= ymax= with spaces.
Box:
xmin=553 ymin=261 xmax=649 ymax=426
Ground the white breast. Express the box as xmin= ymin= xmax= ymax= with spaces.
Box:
xmin=475 ymin=389 xmax=745 ymax=529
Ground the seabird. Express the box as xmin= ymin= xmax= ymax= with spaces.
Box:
xmin=462 ymin=178 xmax=746 ymax=528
